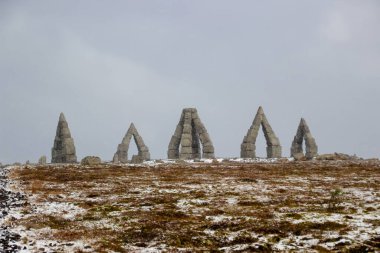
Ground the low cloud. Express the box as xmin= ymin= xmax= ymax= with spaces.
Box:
xmin=1 ymin=1 xmax=379 ymax=163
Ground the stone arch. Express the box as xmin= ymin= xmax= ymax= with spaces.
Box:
xmin=241 ymin=106 xmax=282 ymax=158
xmin=291 ymin=118 xmax=318 ymax=159
xmin=113 ymin=123 xmax=150 ymax=163
xmin=168 ymin=108 xmax=215 ymax=159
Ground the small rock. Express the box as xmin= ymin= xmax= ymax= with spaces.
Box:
xmin=293 ymin=153 xmax=306 ymax=161
xmin=316 ymin=153 xmax=359 ymax=161
xmin=131 ymin=155 xmax=144 ymax=164
xmin=81 ymin=156 xmax=101 ymax=166
xmin=38 ymin=156 xmax=47 ymax=165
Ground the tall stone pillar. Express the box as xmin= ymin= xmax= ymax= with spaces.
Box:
xmin=51 ymin=113 xmax=77 ymax=163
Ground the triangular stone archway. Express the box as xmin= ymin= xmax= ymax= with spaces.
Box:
xmin=113 ymin=123 xmax=150 ymax=163
xmin=291 ymin=118 xmax=318 ymax=159
xmin=168 ymin=108 xmax=215 ymax=160
xmin=241 ymin=107 xmax=282 ymax=158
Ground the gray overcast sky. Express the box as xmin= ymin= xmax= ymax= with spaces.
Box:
xmin=1 ymin=1 xmax=379 ymax=163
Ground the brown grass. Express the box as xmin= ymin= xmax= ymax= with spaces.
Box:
xmin=7 ymin=160 xmax=380 ymax=252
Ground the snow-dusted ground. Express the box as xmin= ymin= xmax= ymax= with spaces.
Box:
xmin=0 ymin=166 xmax=25 ymax=252
xmin=1 ymin=159 xmax=379 ymax=252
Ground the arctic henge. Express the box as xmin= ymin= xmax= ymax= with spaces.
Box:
xmin=113 ymin=123 xmax=151 ymax=163
xmin=290 ymin=118 xmax=318 ymax=159
xmin=49 ymin=107 xmax=319 ymax=163
xmin=241 ymin=107 xmax=282 ymax=159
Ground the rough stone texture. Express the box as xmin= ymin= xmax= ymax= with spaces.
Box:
xmin=51 ymin=113 xmax=77 ymax=163
xmin=112 ymin=154 xmax=119 ymax=163
xmin=316 ymin=153 xmax=359 ymax=161
xmin=168 ymin=108 xmax=215 ymax=159
xmin=81 ymin=156 xmax=101 ymax=165
xmin=131 ymin=155 xmax=144 ymax=164
xmin=241 ymin=106 xmax=282 ymax=158
xmin=114 ymin=123 xmax=150 ymax=163
xmin=38 ymin=156 xmax=47 ymax=165
xmin=291 ymin=118 xmax=318 ymax=159
xmin=293 ymin=152 xmax=306 ymax=161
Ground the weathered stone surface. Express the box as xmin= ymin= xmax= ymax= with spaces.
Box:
xmin=131 ymin=155 xmax=144 ymax=164
xmin=114 ymin=123 xmax=150 ymax=163
xmin=181 ymin=138 xmax=192 ymax=147
xmin=167 ymin=149 xmax=179 ymax=159
xmin=241 ymin=107 xmax=282 ymax=158
xmin=38 ymin=156 xmax=47 ymax=165
xmin=81 ymin=156 xmax=101 ymax=165
xmin=168 ymin=108 xmax=215 ymax=159
xmin=316 ymin=153 xmax=359 ymax=161
xmin=112 ymin=154 xmax=119 ymax=163
xmin=203 ymin=153 xmax=215 ymax=159
xmin=51 ymin=113 xmax=77 ymax=163
xmin=292 ymin=152 xmax=306 ymax=161
xmin=291 ymin=118 xmax=318 ymax=159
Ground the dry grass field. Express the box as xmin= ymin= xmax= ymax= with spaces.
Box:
xmin=4 ymin=159 xmax=380 ymax=252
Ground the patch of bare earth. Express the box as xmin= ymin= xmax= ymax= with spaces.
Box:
xmin=5 ymin=160 xmax=380 ymax=252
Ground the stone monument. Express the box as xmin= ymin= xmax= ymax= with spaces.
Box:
xmin=113 ymin=123 xmax=150 ymax=163
xmin=291 ymin=118 xmax=318 ymax=159
xmin=241 ymin=106 xmax=282 ymax=158
xmin=168 ymin=108 xmax=215 ymax=159
xmin=81 ymin=156 xmax=102 ymax=165
xmin=38 ymin=156 xmax=47 ymax=165
xmin=51 ymin=113 xmax=77 ymax=163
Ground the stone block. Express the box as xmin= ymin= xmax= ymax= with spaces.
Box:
xmin=131 ymin=155 xmax=144 ymax=164
xmin=81 ymin=156 xmax=102 ymax=165
xmin=180 ymin=147 xmax=193 ymax=154
xmin=183 ymin=124 xmax=192 ymax=134
xmin=180 ymin=153 xmax=192 ymax=160
xmin=168 ymin=149 xmax=179 ymax=159
xmin=203 ymin=144 xmax=214 ymax=153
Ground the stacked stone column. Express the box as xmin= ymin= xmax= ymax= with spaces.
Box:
xmin=51 ymin=113 xmax=77 ymax=163
xmin=168 ymin=108 xmax=215 ymax=159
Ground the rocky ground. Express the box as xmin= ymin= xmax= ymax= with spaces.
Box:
xmin=0 ymin=167 xmax=25 ymax=253
xmin=0 ymin=159 xmax=379 ymax=252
